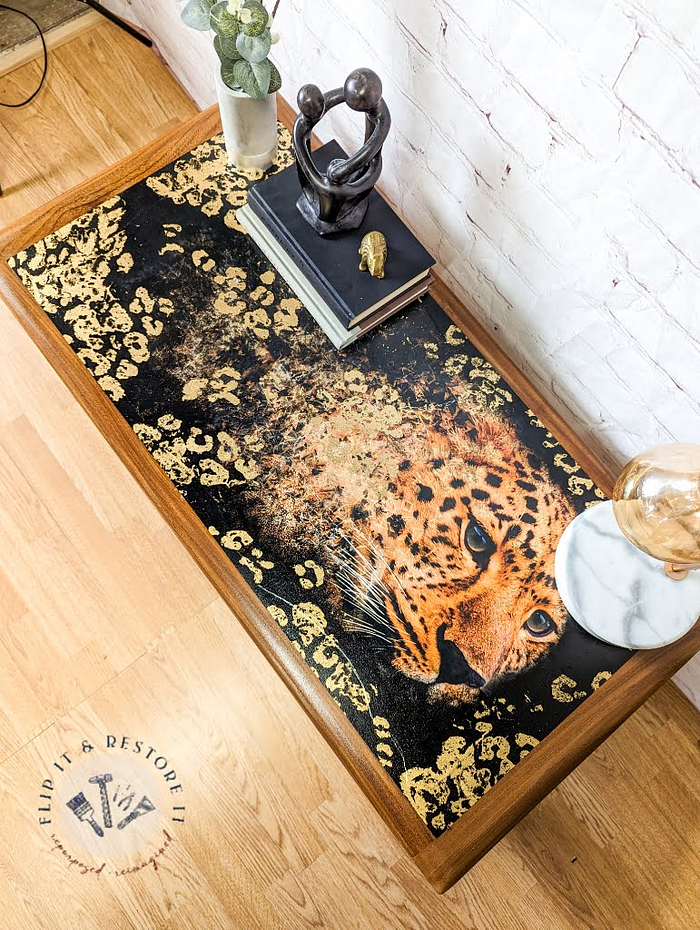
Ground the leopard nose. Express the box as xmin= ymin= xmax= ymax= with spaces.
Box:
xmin=435 ymin=625 xmax=486 ymax=688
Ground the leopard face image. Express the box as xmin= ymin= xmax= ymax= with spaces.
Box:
xmin=250 ymin=391 xmax=574 ymax=707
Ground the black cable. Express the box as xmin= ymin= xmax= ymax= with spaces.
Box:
xmin=0 ymin=3 xmax=48 ymax=108
xmin=78 ymin=0 xmax=151 ymax=47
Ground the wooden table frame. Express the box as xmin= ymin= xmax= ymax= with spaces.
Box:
xmin=1 ymin=101 xmax=697 ymax=893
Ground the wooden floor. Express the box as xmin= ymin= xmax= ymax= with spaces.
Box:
xmin=0 ymin=22 xmax=698 ymax=930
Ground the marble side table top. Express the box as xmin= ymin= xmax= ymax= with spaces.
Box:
xmin=555 ymin=501 xmax=700 ymax=649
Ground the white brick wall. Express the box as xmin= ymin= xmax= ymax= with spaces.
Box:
xmin=105 ymin=0 xmax=699 ymax=703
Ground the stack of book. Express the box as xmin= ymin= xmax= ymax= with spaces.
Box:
xmin=237 ymin=140 xmax=435 ymax=350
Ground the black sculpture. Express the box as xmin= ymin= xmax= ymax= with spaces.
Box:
xmin=293 ymin=68 xmax=391 ymax=236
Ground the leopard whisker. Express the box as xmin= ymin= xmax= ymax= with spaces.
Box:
xmin=338 ymin=564 xmax=394 ymax=619
xmin=334 ymin=567 xmax=391 ymax=619
xmin=335 ymin=550 xmax=384 ymax=590
xmin=333 ymin=566 xmax=397 ymax=633
xmin=337 ymin=562 xmax=385 ymax=600
xmin=335 ymin=580 xmax=393 ymax=630
xmin=338 ymin=586 xmax=386 ymax=620
xmin=346 ymin=522 xmax=411 ymax=602
xmin=338 ymin=590 xmax=387 ymax=627
xmin=341 ymin=622 xmax=395 ymax=645
xmin=329 ymin=547 xmax=392 ymax=607
xmin=340 ymin=522 xmax=434 ymax=639
xmin=332 ymin=534 xmax=392 ymax=595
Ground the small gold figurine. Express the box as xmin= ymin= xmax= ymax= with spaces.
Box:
xmin=358 ymin=231 xmax=388 ymax=279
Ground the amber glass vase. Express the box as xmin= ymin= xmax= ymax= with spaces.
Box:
xmin=612 ymin=443 xmax=700 ymax=579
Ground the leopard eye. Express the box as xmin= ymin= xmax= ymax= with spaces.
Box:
xmin=464 ymin=520 xmax=489 ymax=552
xmin=524 ymin=610 xmax=555 ymax=638
xmin=462 ymin=519 xmax=495 ymax=569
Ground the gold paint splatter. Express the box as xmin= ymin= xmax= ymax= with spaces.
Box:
xmin=291 ymin=602 xmax=327 ymax=645
xmin=568 ymin=474 xmax=601 ymax=497
xmin=323 ymin=652 xmax=371 ymax=712
xmin=182 ymin=378 xmax=208 ymax=401
xmin=445 ymin=324 xmax=466 ymax=346
xmin=220 ymin=529 xmax=253 ymax=551
xmin=344 ymin=369 xmax=367 ymax=393
xmin=134 ymin=417 xmax=256 ymax=488
xmin=591 ymin=671 xmax=612 ymax=690
xmin=553 ymin=452 xmax=580 ymax=475
xmin=552 ymin=674 xmax=587 ymax=703
xmin=239 ymin=553 xmax=275 ymax=584
xmin=373 ymin=716 xmax=395 ymax=768
xmin=373 ymin=715 xmax=391 ymax=734
xmin=220 ymin=529 xmax=274 ymax=583
xmin=400 ymin=721 xmax=542 ymax=828
xmin=515 ymin=733 xmax=539 ymax=757
xmin=294 ymin=560 xmax=325 ymax=590
xmin=192 ymin=249 xmax=216 ymax=272
xmin=182 ymin=366 xmax=242 ymax=406
xmin=267 ymin=604 xmax=288 ymax=627
xmin=146 ymin=128 xmax=295 ymax=231
xmin=10 ymin=198 xmax=174 ymax=403
xmin=446 ymin=356 xmax=513 ymax=411
xmin=274 ymin=297 xmax=301 ymax=332
xmin=526 ymin=409 xmax=559 ymax=449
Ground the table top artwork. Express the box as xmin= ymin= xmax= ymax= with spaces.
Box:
xmin=4 ymin=113 xmax=693 ymax=891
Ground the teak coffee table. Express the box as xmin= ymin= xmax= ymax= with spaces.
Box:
xmin=1 ymin=102 xmax=697 ymax=892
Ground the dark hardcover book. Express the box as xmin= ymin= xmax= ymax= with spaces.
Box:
xmin=247 ymin=140 xmax=435 ymax=329
xmin=354 ymin=274 xmax=433 ymax=336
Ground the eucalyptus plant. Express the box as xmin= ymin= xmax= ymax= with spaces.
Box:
xmin=181 ymin=0 xmax=282 ymax=100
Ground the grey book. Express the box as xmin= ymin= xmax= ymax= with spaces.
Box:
xmin=238 ymin=204 xmax=432 ymax=350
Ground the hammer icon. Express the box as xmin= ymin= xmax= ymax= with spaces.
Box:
xmin=88 ymin=773 xmax=114 ymax=828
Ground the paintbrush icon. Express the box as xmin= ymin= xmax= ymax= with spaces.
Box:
xmin=65 ymin=792 xmax=104 ymax=837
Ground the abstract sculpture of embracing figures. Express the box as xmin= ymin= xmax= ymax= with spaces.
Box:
xmin=293 ymin=68 xmax=392 ymax=236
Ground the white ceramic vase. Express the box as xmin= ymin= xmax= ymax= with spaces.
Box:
xmin=215 ymin=67 xmax=278 ymax=172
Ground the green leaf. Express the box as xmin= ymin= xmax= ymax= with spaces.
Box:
xmin=236 ymin=28 xmax=271 ymax=63
xmin=210 ymin=1 xmax=239 ymax=38
xmin=268 ymin=60 xmax=282 ymax=94
xmin=233 ymin=58 xmax=271 ymax=99
xmin=221 ymin=59 xmax=242 ymax=90
xmin=181 ymin=0 xmax=214 ymax=31
xmin=214 ymin=33 xmax=241 ymax=63
xmin=251 ymin=59 xmax=271 ymax=96
xmin=240 ymin=0 xmax=267 ymax=37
